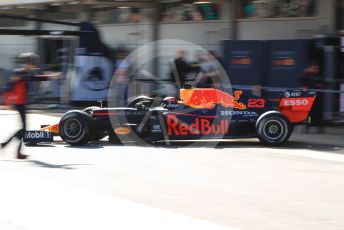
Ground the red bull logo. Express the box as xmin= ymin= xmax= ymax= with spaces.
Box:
xmin=180 ymin=88 xmax=246 ymax=109
xmin=167 ymin=115 xmax=229 ymax=136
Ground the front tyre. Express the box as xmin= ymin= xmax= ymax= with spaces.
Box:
xmin=256 ymin=113 xmax=290 ymax=146
xmin=59 ymin=111 xmax=93 ymax=145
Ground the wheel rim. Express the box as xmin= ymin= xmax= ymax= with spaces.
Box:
xmin=262 ymin=119 xmax=284 ymax=141
xmin=63 ymin=118 xmax=82 ymax=139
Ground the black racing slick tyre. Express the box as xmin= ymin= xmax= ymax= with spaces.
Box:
xmin=256 ymin=113 xmax=290 ymax=146
xmin=59 ymin=111 xmax=93 ymax=145
xmin=82 ymin=107 xmax=106 ymax=141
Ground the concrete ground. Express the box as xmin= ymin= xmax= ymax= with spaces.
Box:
xmin=0 ymin=110 xmax=344 ymax=230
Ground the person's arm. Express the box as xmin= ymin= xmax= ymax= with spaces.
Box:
xmin=32 ymin=72 xmax=62 ymax=81
xmin=9 ymin=70 xmax=61 ymax=82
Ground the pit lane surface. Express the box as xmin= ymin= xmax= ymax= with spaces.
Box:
xmin=0 ymin=111 xmax=344 ymax=230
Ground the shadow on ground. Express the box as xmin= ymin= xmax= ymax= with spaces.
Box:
xmin=57 ymin=138 xmax=344 ymax=154
xmin=29 ymin=160 xmax=90 ymax=170
xmin=0 ymin=159 xmax=91 ymax=170
xmin=23 ymin=133 xmax=344 ymax=154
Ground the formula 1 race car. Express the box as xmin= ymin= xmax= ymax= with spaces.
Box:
xmin=27 ymin=86 xmax=316 ymax=146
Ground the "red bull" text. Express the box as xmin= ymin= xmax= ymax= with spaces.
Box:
xmin=167 ymin=115 xmax=229 ymax=136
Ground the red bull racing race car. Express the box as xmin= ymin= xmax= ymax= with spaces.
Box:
xmin=25 ymin=86 xmax=316 ymax=146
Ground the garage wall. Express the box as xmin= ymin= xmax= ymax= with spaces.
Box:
xmin=98 ymin=23 xmax=154 ymax=49
xmin=237 ymin=0 xmax=336 ymax=40
xmin=159 ymin=21 xmax=230 ymax=52
xmin=0 ymin=23 xmax=37 ymax=70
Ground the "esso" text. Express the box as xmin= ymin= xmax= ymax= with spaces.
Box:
xmin=284 ymin=99 xmax=309 ymax=106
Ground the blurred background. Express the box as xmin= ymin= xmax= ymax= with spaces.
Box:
xmin=0 ymin=0 xmax=343 ymax=127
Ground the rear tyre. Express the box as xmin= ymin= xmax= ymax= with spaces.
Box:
xmin=256 ymin=113 xmax=290 ymax=146
xmin=59 ymin=111 xmax=93 ymax=145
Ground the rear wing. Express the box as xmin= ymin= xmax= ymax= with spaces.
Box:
xmin=278 ymin=90 xmax=316 ymax=123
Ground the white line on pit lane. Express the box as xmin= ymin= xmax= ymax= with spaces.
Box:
xmin=0 ymin=168 xmax=239 ymax=230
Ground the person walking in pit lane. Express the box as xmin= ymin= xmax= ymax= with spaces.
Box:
xmin=1 ymin=53 xmax=61 ymax=159
xmin=169 ymin=48 xmax=200 ymax=90
xmin=196 ymin=50 xmax=225 ymax=89
xmin=113 ymin=49 xmax=131 ymax=107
